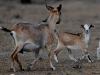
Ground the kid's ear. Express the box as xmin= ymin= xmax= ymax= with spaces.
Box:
xmin=90 ymin=24 xmax=94 ymax=28
xmin=81 ymin=24 xmax=84 ymax=28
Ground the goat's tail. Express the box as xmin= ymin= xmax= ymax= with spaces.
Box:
xmin=0 ymin=27 xmax=11 ymax=33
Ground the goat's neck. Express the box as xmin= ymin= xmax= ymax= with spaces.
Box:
xmin=49 ymin=22 xmax=56 ymax=31
xmin=82 ymin=31 xmax=91 ymax=45
xmin=47 ymin=15 xmax=57 ymax=31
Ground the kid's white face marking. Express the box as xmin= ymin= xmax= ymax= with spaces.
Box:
xmin=84 ymin=24 xmax=89 ymax=30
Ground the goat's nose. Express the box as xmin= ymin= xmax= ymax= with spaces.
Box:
xmin=86 ymin=30 xmax=89 ymax=34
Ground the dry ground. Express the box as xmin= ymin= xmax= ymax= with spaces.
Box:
xmin=0 ymin=0 xmax=100 ymax=75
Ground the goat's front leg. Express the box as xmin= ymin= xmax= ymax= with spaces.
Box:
xmin=81 ymin=49 xmax=93 ymax=63
xmin=47 ymin=46 xmax=56 ymax=71
xmin=49 ymin=52 xmax=56 ymax=70
xmin=85 ymin=51 xmax=93 ymax=63
xmin=53 ymin=42 xmax=64 ymax=63
xmin=53 ymin=48 xmax=62 ymax=63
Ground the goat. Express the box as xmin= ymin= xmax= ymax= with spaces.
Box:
xmin=0 ymin=3 xmax=62 ymax=72
xmin=49 ymin=24 xmax=94 ymax=70
xmin=97 ymin=40 xmax=100 ymax=60
xmin=81 ymin=24 xmax=94 ymax=48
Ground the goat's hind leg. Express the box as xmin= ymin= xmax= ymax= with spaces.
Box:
xmin=67 ymin=48 xmax=82 ymax=69
xmin=67 ymin=48 xmax=77 ymax=62
xmin=27 ymin=48 xmax=40 ymax=70
xmin=15 ymin=54 xmax=24 ymax=71
xmin=10 ymin=45 xmax=24 ymax=72
xmin=10 ymin=50 xmax=17 ymax=72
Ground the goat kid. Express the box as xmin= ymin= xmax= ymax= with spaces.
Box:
xmin=50 ymin=24 xmax=94 ymax=70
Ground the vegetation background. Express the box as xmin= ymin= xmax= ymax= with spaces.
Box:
xmin=0 ymin=0 xmax=100 ymax=75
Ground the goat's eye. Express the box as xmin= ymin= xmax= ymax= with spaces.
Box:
xmin=52 ymin=10 xmax=57 ymax=13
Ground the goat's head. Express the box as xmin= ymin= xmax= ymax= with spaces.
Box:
xmin=43 ymin=2 xmax=62 ymax=24
xmin=81 ymin=24 xmax=94 ymax=34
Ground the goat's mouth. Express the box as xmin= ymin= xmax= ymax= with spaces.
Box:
xmin=56 ymin=18 xmax=61 ymax=24
xmin=86 ymin=30 xmax=89 ymax=34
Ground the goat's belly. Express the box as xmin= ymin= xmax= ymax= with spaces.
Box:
xmin=20 ymin=43 xmax=40 ymax=53
xmin=67 ymin=45 xmax=81 ymax=50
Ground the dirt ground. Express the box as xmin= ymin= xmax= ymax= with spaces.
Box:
xmin=0 ymin=0 xmax=100 ymax=75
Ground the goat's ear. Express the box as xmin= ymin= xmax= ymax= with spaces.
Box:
xmin=45 ymin=0 xmax=54 ymax=11
xmin=46 ymin=5 xmax=54 ymax=11
xmin=57 ymin=4 xmax=62 ymax=12
xmin=81 ymin=25 xmax=84 ymax=28
xmin=90 ymin=24 xmax=94 ymax=28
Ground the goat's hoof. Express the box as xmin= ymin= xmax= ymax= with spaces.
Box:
xmin=10 ymin=67 xmax=16 ymax=72
xmin=27 ymin=64 xmax=32 ymax=71
xmin=90 ymin=59 xmax=94 ymax=63
xmin=72 ymin=61 xmax=82 ymax=69
xmin=10 ymin=67 xmax=13 ymax=71
xmin=27 ymin=67 xmax=31 ymax=71
xmin=88 ymin=59 xmax=93 ymax=63
xmin=72 ymin=64 xmax=82 ymax=69
xmin=50 ymin=68 xmax=54 ymax=71
xmin=39 ymin=57 xmax=43 ymax=61
xmin=10 ymin=68 xmax=16 ymax=72
xmin=50 ymin=67 xmax=56 ymax=71
xmin=21 ymin=68 xmax=25 ymax=71
xmin=91 ymin=60 xmax=94 ymax=63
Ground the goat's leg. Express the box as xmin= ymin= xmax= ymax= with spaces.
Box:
xmin=81 ymin=49 xmax=93 ymax=63
xmin=48 ymin=50 xmax=56 ymax=70
xmin=87 ymin=54 xmax=93 ymax=62
xmin=53 ymin=40 xmax=64 ymax=63
xmin=67 ymin=48 xmax=81 ymax=69
xmin=10 ymin=47 xmax=18 ymax=72
xmin=11 ymin=44 xmax=24 ymax=72
xmin=85 ymin=51 xmax=93 ymax=63
xmin=10 ymin=55 xmax=16 ymax=72
xmin=14 ymin=54 xmax=23 ymax=71
xmin=27 ymin=48 xmax=40 ymax=70
xmin=67 ymin=48 xmax=77 ymax=62
xmin=53 ymin=49 xmax=61 ymax=63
